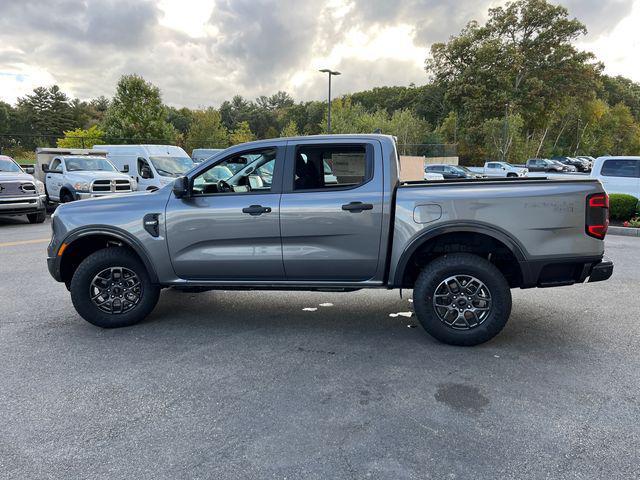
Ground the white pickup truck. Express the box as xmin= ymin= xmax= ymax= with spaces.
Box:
xmin=43 ymin=155 xmax=135 ymax=203
xmin=590 ymin=156 xmax=639 ymax=197
xmin=468 ymin=161 xmax=528 ymax=178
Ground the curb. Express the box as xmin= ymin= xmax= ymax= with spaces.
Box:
xmin=608 ymin=226 xmax=640 ymax=237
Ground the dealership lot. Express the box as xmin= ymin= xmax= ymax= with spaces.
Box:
xmin=1 ymin=216 xmax=639 ymax=479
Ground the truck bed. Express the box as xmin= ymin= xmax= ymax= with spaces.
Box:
xmin=389 ymin=176 xmax=606 ymax=286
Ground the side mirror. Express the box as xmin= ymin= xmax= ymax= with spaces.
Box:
xmin=42 ymin=164 xmax=50 ymax=173
xmin=173 ymin=176 xmax=190 ymax=199
xmin=121 ymin=165 xmax=129 ymax=173
xmin=24 ymin=167 xmax=35 ymax=174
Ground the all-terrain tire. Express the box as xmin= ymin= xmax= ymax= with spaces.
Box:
xmin=413 ymin=253 xmax=512 ymax=346
xmin=27 ymin=211 xmax=46 ymax=223
xmin=70 ymin=247 xmax=160 ymax=328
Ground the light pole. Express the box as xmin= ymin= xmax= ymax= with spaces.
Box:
xmin=319 ymin=69 xmax=341 ymax=133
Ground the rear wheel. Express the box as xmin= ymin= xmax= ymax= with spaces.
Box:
xmin=70 ymin=247 xmax=160 ymax=328
xmin=413 ymin=253 xmax=512 ymax=346
xmin=27 ymin=211 xmax=46 ymax=223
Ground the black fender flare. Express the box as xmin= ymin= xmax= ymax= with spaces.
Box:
xmin=393 ymin=221 xmax=529 ymax=287
xmin=59 ymin=183 xmax=78 ymax=201
xmin=61 ymin=226 xmax=159 ymax=283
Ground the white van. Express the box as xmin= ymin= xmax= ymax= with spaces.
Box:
xmin=93 ymin=144 xmax=194 ymax=191
xmin=191 ymin=148 xmax=225 ymax=163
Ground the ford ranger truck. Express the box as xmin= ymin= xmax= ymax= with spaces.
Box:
xmin=46 ymin=135 xmax=613 ymax=346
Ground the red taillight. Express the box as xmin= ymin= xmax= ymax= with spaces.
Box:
xmin=586 ymin=193 xmax=609 ymax=240
xmin=589 ymin=193 xmax=609 ymax=208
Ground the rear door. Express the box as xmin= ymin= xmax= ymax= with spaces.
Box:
xmin=279 ymin=140 xmax=384 ymax=281
xmin=599 ymin=158 xmax=640 ymax=196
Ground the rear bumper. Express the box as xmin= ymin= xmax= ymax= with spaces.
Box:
xmin=587 ymin=257 xmax=614 ymax=283
xmin=521 ymin=255 xmax=613 ymax=288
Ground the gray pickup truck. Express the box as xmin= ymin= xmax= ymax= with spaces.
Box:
xmin=47 ymin=135 xmax=613 ymax=345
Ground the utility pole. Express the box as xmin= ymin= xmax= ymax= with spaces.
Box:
xmin=319 ymin=69 xmax=341 ymax=133
xmin=502 ymin=102 xmax=509 ymax=161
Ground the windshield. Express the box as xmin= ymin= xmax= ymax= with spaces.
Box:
xmin=65 ymin=157 xmax=116 ymax=172
xmin=149 ymin=156 xmax=194 ymax=177
xmin=0 ymin=159 xmax=21 ymax=172
xmin=452 ymin=165 xmax=472 ymax=173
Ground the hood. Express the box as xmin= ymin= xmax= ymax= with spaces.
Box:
xmin=0 ymin=171 xmax=36 ymax=183
xmin=65 ymin=171 xmax=130 ymax=182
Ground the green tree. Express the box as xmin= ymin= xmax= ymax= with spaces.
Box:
xmin=186 ymin=108 xmax=229 ymax=152
xmin=56 ymin=125 xmax=105 ymax=148
xmin=0 ymin=101 xmax=12 ymax=134
xmin=280 ymin=119 xmax=300 ymax=137
xmin=229 ymin=121 xmax=255 ymax=145
xmin=385 ymin=109 xmax=431 ymax=154
xmin=166 ymin=106 xmax=194 ymax=135
xmin=481 ymin=114 xmax=525 ymax=161
xmin=427 ymin=0 xmax=601 ymax=162
xmin=15 ymin=85 xmax=75 ymax=140
xmin=102 ymin=74 xmax=176 ymax=143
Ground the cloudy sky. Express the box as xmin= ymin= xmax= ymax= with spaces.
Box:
xmin=0 ymin=0 xmax=638 ymax=108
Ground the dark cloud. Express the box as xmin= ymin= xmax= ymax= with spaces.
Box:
xmin=562 ymin=0 xmax=634 ymax=37
xmin=209 ymin=0 xmax=324 ymax=85
xmin=0 ymin=0 xmax=635 ymax=107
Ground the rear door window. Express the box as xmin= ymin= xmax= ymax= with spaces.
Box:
xmin=601 ymin=159 xmax=640 ymax=178
xmin=292 ymin=145 xmax=371 ymax=191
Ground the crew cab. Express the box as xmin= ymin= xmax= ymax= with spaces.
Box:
xmin=0 ymin=155 xmax=46 ymax=223
xmin=47 ymin=135 xmax=613 ymax=346
xmin=468 ymin=161 xmax=528 ymax=178
xmin=43 ymin=155 xmax=135 ymax=203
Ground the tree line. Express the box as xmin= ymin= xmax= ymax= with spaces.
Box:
xmin=1 ymin=0 xmax=639 ymax=164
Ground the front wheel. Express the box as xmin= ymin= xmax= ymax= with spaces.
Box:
xmin=70 ymin=247 xmax=160 ymax=328
xmin=506 ymin=172 xmax=518 ymax=178
xmin=27 ymin=211 xmax=46 ymax=223
xmin=413 ymin=253 xmax=512 ymax=346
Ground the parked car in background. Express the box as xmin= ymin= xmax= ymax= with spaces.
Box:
xmin=590 ymin=156 xmax=640 ymax=197
xmin=425 ymin=164 xmax=486 ymax=179
xmin=191 ymin=148 xmax=225 ymax=163
xmin=48 ymin=134 xmax=612 ymax=346
xmin=43 ymin=156 xmax=135 ymax=203
xmin=526 ymin=158 xmax=564 ymax=173
xmin=468 ymin=161 xmax=528 ymax=177
xmin=95 ymin=145 xmax=194 ymax=191
xmin=0 ymin=155 xmax=46 ymax=223
xmin=576 ymin=156 xmax=595 ymax=171
xmin=424 ymin=171 xmax=445 ymax=181
xmin=550 ymin=159 xmax=577 ymax=172
xmin=552 ymin=156 xmax=586 ymax=172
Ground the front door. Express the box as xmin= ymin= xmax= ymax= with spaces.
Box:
xmin=165 ymin=145 xmax=285 ymax=280
xmin=45 ymin=158 xmax=63 ymax=200
xmin=279 ymin=141 xmax=384 ymax=281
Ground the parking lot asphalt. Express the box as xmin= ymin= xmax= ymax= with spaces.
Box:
xmin=1 ymin=215 xmax=639 ymax=480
